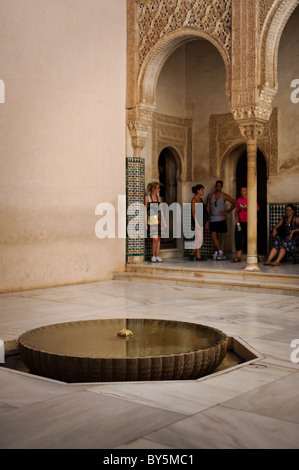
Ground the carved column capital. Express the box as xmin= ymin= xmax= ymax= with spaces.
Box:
xmin=232 ymin=84 xmax=276 ymax=123
xmin=127 ymin=105 xmax=154 ymax=155
xmin=238 ymin=120 xmax=266 ymax=142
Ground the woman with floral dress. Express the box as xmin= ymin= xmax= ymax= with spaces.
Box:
xmin=264 ymin=204 xmax=299 ymax=266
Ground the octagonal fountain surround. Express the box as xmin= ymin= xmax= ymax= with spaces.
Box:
xmin=18 ymin=318 xmax=228 ymax=383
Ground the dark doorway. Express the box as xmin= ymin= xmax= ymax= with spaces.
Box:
xmin=158 ymin=148 xmax=177 ymax=249
xmin=236 ymin=150 xmax=267 ymax=255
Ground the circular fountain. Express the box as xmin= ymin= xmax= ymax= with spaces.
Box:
xmin=18 ymin=318 xmax=228 ymax=383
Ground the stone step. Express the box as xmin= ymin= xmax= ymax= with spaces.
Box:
xmin=113 ymin=264 xmax=299 ymax=295
xmin=125 ymin=263 xmax=299 ymax=284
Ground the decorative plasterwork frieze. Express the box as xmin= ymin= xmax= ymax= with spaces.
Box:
xmin=137 ymin=0 xmax=232 ymax=72
xmin=231 ymin=0 xmax=257 ymax=106
xmin=259 ymin=0 xmax=275 ymax=31
xmin=131 ymin=0 xmax=232 ymax=106
xmin=231 ymin=1 xmax=283 ymax=129
xmin=127 ymin=1 xmax=292 ymax=168
xmin=127 ymin=105 xmax=154 ymax=133
xmin=232 ymin=82 xmax=277 ymax=123
xmin=259 ymin=0 xmax=299 ymax=90
xmin=257 ymin=107 xmax=278 ymax=177
xmin=152 ymin=112 xmax=193 ymax=182
xmin=210 ymin=109 xmax=278 ymax=179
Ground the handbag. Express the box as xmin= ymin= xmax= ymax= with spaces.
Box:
xmin=147 ymin=214 xmax=159 ymax=225
xmin=147 ymin=195 xmax=160 ymax=226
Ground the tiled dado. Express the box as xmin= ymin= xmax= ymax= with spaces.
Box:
xmin=126 ymin=157 xmax=145 ymax=262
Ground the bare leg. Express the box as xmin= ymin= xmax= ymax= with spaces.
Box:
xmin=218 ymin=233 xmax=222 ymax=249
xmin=152 ymin=237 xmax=161 ymax=257
xmin=156 ymin=237 xmax=161 ymax=257
xmin=190 ymin=247 xmax=201 ymax=257
xmin=275 ymin=248 xmax=286 ymax=264
xmin=152 ymin=238 xmax=158 ymax=257
xmin=265 ymin=247 xmax=278 ymax=264
xmin=211 ymin=232 xmax=221 ymax=252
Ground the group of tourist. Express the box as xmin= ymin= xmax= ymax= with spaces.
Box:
xmin=145 ymin=180 xmax=299 ymax=265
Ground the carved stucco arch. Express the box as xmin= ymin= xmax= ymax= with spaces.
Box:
xmin=220 ymin=141 xmax=270 ymax=183
xmin=210 ymin=109 xmax=277 ymax=181
xmin=137 ymin=27 xmax=231 ymax=107
xmin=259 ymin=0 xmax=299 ymax=90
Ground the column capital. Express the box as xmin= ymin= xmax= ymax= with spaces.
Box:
xmin=232 ymin=85 xmax=276 ymax=142
xmin=237 ymin=120 xmax=266 ymax=142
xmin=127 ymin=104 xmax=154 ymax=155
xmin=232 ymin=84 xmax=276 ymax=130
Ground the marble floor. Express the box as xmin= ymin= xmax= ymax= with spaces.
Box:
xmin=1 ymin=263 xmax=299 ymax=449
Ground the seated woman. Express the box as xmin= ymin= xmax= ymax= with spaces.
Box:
xmin=264 ymin=204 xmax=299 ymax=266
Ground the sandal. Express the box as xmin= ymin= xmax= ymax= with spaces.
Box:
xmin=231 ymin=257 xmax=241 ymax=263
xmin=271 ymin=261 xmax=280 ymax=266
xmin=263 ymin=262 xmax=271 ymax=265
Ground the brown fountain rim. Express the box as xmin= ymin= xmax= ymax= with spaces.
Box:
xmin=18 ymin=318 xmax=228 ymax=361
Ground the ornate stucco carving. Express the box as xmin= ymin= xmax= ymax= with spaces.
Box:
xmin=258 ymin=107 xmax=278 ymax=177
xmin=238 ymin=122 xmax=266 ymax=142
xmin=259 ymin=0 xmax=275 ymax=31
xmin=259 ymin=0 xmax=299 ymax=90
xmin=210 ymin=109 xmax=278 ymax=179
xmin=137 ymin=0 xmax=232 ymax=71
xmin=127 ymin=105 xmax=154 ymax=154
xmin=127 ymin=0 xmax=232 ymax=107
xmin=232 ymin=83 xmax=277 ymax=122
xmin=230 ymin=1 xmax=292 ymax=131
xmin=127 ymin=0 xmax=292 ymax=177
xmin=231 ymin=1 xmax=257 ymax=107
xmin=152 ymin=112 xmax=193 ymax=181
xmin=230 ymin=0 xmax=272 ymax=129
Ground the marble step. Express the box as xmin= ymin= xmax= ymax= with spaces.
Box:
xmin=124 ymin=263 xmax=299 ymax=285
xmin=113 ymin=265 xmax=299 ymax=295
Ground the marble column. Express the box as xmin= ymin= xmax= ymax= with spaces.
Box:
xmin=240 ymin=123 xmax=265 ymax=271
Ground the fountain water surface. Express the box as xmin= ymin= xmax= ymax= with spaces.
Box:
xmin=18 ymin=318 xmax=228 ymax=383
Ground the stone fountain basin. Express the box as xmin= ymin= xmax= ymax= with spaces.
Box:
xmin=18 ymin=318 xmax=228 ymax=383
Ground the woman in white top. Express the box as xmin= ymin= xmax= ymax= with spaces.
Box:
xmin=145 ymin=182 xmax=164 ymax=263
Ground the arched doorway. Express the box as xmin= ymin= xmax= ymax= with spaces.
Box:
xmin=236 ymin=150 xmax=267 ymax=255
xmin=126 ymin=4 xmax=232 ymax=263
xmin=158 ymin=148 xmax=178 ymax=249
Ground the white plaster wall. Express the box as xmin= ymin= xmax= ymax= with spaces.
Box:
xmin=156 ymin=46 xmax=187 ymax=118
xmin=0 ymin=0 xmax=126 ymax=292
xmin=185 ymin=40 xmax=230 ymax=194
xmin=271 ymin=6 xmax=299 ymax=203
xmin=155 ymin=39 xmax=229 ymax=201
xmin=150 ymin=46 xmax=186 ymax=192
